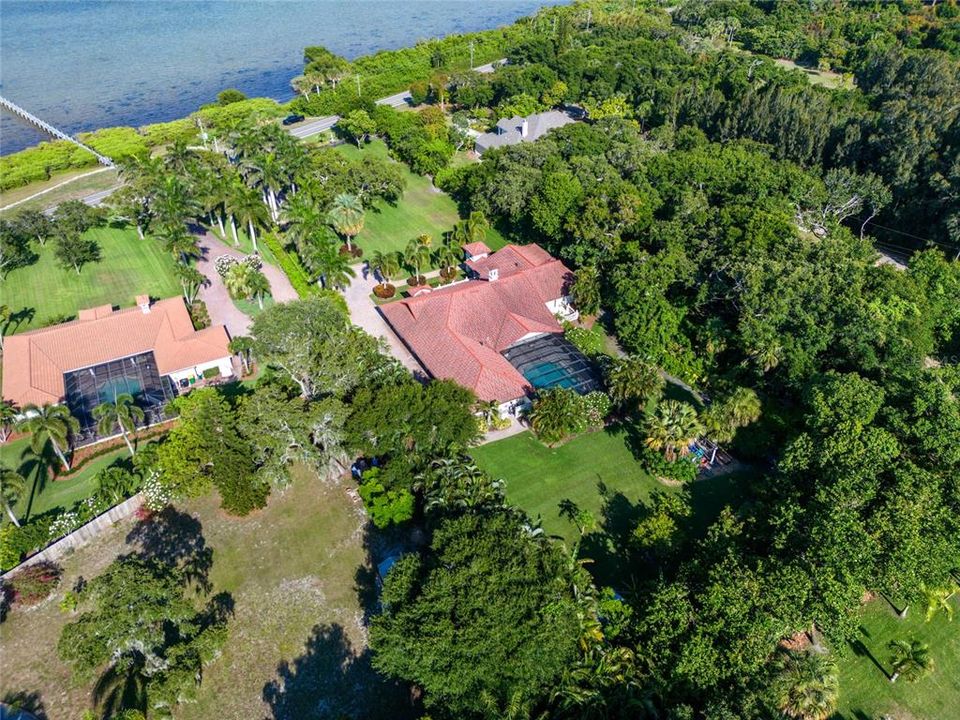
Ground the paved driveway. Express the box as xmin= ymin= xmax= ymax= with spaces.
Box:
xmin=195 ymin=233 xmax=298 ymax=337
xmin=342 ymin=263 xmax=427 ymax=377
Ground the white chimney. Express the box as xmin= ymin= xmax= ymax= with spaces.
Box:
xmin=520 ymin=119 xmax=529 ymax=138
xmin=136 ymin=294 xmax=151 ymax=314
xmin=488 ymin=268 xmax=499 ymax=282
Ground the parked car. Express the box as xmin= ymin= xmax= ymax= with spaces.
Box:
xmin=282 ymin=114 xmax=305 ymax=126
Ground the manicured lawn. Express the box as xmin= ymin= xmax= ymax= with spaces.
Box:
xmin=233 ymin=293 xmax=276 ymax=317
xmin=835 ymin=596 xmax=960 ymax=720
xmin=2 ymin=226 xmax=181 ymax=333
xmin=1 ymin=436 xmax=130 ymax=522
xmin=334 ymin=139 xmax=506 ymax=258
xmin=0 ymin=468 xmax=408 ymax=720
xmin=472 ymin=428 xmax=741 ymax=546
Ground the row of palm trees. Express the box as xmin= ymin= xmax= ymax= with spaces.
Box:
xmin=0 ymin=395 xmax=144 ymax=527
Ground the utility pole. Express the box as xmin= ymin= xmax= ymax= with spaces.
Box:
xmin=585 ymin=9 xmax=592 ymax=31
xmin=356 ymin=75 xmax=361 ymax=98
xmin=469 ymin=40 xmax=474 ymax=68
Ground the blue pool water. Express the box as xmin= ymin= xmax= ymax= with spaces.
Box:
xmin=523 ymin=361 xmax=579 ymax=390
xmin=0 ymin=0 xmax=564 ymax=155
xmin=97 ymin=377 xmax=143 ymax=404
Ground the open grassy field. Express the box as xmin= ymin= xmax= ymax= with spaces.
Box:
xmin=472 ymin=428 xmax=742 ymax=546
xmin=334 ymin=140 xmax=506 ymax=257
xmin=0 ymin=468 xmax=408 ymax=720
xmin=836 ymin=596 xmax=960 ymax=720
xmin=2 ymin=226 xmax=181 ymax=333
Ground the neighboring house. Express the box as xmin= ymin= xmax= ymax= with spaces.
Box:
xmin=2 ymin=295 xmax=233 ymax=444
xmin=381 ymin=243 xmax=599 ymax=415
xmin=473 ymin=109 xmax=579 ymax=154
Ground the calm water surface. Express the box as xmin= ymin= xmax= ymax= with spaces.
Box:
xmin=0 ymin=0 xmax=561 ymax=154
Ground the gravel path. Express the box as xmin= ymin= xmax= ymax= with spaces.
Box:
xmin=195 ymin=232 xmax=298 ymax=338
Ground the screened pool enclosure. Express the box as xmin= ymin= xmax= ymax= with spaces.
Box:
xmin=63 ymin=351 xmax=176 ymax=442
xmin=501 ymin=334 xmax=602 ymax=395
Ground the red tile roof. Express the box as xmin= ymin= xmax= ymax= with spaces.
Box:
xmin=462 ymin=241 xmax=491 ymax=258
xmin=2 ymin=297 xmax=231 ymax=407
xmin=381 ymin=244 xmax=573 ymax=402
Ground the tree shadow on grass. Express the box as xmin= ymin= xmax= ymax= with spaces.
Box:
xmin=262 ymin=623 xmax=410 ymax=720
xmin=125 ymin=507 xmax=213 ymax=593
xmin=850 ymin=625 xmax=890 ymax=681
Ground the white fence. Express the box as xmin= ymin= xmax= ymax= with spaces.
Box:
xmin=1 ymin=493 xmax=143 ymax=580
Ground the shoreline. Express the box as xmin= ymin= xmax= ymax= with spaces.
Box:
xmin=0 ymin=0 xmax=564 ymax=158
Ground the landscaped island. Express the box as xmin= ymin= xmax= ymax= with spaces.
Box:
xmin=1 ymin=2 xmax=959 ymax=719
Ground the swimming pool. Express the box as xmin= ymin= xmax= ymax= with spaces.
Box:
xmin=522 ymin=361 xmax=581 ymax=390
xmin=502 ymin=334 xmax=602 ymax=395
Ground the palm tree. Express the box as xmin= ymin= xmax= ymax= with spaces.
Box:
xmin=229 ymin=336 xmax=254 ymax=375
xmin=18 ymin=403 xmax=79 ymax=472
xmin=247 ymin=268 xmax=271 ymax=310
xmin=528 ymin=388 xmax=581 ymax=446
xmin=606 ymin=357 xmax=664 ymax=414
xmin=773 ymin=650 xmax=839 ymax=720
xmin=466 ymin=210 xmax=489 ymax=243
xmin=0 ymin=467 xmax=26 ymax=526
xmin=644 ymin=399 xmax=702 ymax=462
xmin=922 ymin=583 xmax=958 ymax=623
xmin=702 ymin=386 xmax=762 ymax=443
xmin=246 ymin=152 xmax=289 ymax=222
xmin=302 ymin=241 xmax=356 ymax=290
xmin=370 ymin=250 xmax=401 ymax=288
xmin=283 ymin=193 xmax=324 ymax=248
xmin=155 ymin=224 xmax=200 ymax=265
xmin=404 ymin=237 xmax=431 ymax=283
xmin=175 ymin=264 xmax=207 ymax=307
xmin=889 ymin=639 xmax=934 ymax=683
xmin=93 ymin=393 xmax=145 ymax=456
xmin=233 ymin=183 xmax=271 ymax=253
xmin=327 ymin=193 xmax=365 ymax=251
xmin=434 ymin=242 xmax=461 ymax=277
xmin=0 ymin=400 xmax=18 ymax=443
xmin=223 ymin=262 xmax=255 ymax=301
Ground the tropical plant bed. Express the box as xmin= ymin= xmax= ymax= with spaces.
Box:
xmin=406 ymin=275 xmax=427 ymax=287
xmin=373 ymin=283 xmax=397 ymax=299
xmin=339 ymin=245 xmax=363 ymax=258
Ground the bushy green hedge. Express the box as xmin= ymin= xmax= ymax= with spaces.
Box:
xmin=0 ymin=140 xmax=99 ymax=191
xmin=638 ymin=447 xmax=699 ymax=484
xmin=261 ymin=233 xmax=315 ymax=297
xmin=0 ymin=117 xmax=199 ymax=192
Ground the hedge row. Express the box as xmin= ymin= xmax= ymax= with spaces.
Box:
xmin=261 ymin=233 xmax=316 ymax=298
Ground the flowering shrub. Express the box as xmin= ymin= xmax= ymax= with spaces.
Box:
xmin=242 ymin=253 xmax=263 ymax=270
xmin=48 ymin=511 xmax=82 ymax=542
xmin=581 ymin=391 xmax=611 ymax=427
xmin=215 ymin=255 xmax=238 ymax=278
xmin=563 ymin=323 xmax=605 ymax=358
xmin=142 ymin=471 xmax=172 ymax=511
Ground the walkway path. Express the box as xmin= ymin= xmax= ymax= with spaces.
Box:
xmin=195 ymin=232 xmax=297 ymax=337
xmin=342 ymin=262 xmax=426 ymax=376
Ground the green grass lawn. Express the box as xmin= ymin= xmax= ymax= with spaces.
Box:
xmin=334 ymin=139 xmax=506 ymax=258
xmin=835 ymin=596 xmax=960 ymax=720
xmin=233 ymin=293 xmax=276 ymax=318
xmin=2 ymin=226 xmax=181 ymax=333
xmin=0 ymin=436 xmax=131 ymax=522
xmin=472 ymin=428 xmax=741 ymax=545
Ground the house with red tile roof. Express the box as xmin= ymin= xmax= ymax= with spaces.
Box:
xmin=2 ymin=296 xmax=234 ymax=441
xmin=380 ymin=243 xmax=580 ymax=408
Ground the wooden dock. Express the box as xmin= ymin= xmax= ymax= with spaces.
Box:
xmin=0 ymin=94 xmax=114 ymax=166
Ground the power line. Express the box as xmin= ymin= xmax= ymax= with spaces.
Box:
xmin=856 ymin=216 xmax=957 ymax=250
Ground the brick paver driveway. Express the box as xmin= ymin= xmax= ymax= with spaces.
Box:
xmin=195 ymin=232 xmax=298 ymax=337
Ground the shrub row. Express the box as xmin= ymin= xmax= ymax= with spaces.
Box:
xmin=261 ymin=233 xmax=315 ymax=298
